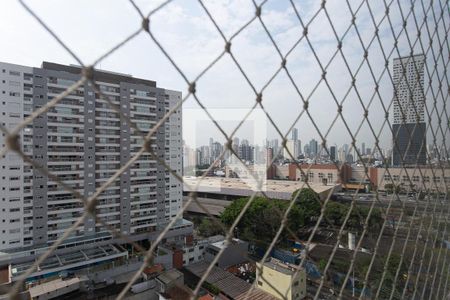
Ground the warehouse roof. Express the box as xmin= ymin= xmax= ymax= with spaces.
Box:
xmin=183 ymin=177 xmax=340 ymax=200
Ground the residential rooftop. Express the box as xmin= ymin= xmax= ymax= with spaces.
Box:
xmin=157 ymin=269 xmax=183 ymax=285
xmin=261 ymin=258 xmax=304 ymax=276
xmin=209 ymin=238 xmax=246 ymax=250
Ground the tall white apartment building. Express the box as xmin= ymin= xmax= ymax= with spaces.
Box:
xmin=0 ymin=61 xmax=183 ymax=252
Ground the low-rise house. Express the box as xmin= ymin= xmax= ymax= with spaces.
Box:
xmin=256 ymin=258 xmax=307 ymax=300
xmin=204 ymin=238 xmax=249 ymax=269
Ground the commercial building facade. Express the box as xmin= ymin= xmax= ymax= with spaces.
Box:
xmin=373 ymin=167 xmax=450 ymax=193
xmin=0 ymin=61 xmax=182 ymax=252
xmin=284 ymin=163 xmax=449 ymax=193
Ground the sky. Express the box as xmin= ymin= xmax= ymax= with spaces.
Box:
xmin=0 ymin=0 xmax=448 ymax=151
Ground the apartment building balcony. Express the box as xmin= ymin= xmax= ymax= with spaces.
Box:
xmin=129 ymin=113 xmax=157 ymax=121
xmin=48 ymin=217 xmax=80 ymax=225
xmin=130 ymin=207 xmax=157 ymax=214
xmin=130 ymin=101 xmax=156 ymax=107
xmin=130 ymin=196 xmax=157 ymax=204
xmin=131 ymin=217 xmax=157 ymax=226
xmin=96 ymin=215 xmax=121 ymax=223
xmin=130 ymin=222 xmax=157 ymax=233
xmin=47 ymin=148 xmax=85 ymax=155
xmin=96 ymin=211 xmax=120 ymax=218
xmin=47 ymin=199 xmax=84 ymax=207
xmin=47 ymin=184 xmax=83 ymax=192
xmin=130 ymin=210 xmax=157 ymax=219
xmin=47 ymin=160 xmax=84 ymax=165
xmin=130 ymin=172 xmax=157 ymax=179
xmin=48 ymin=207 xmax=84 ymax=216
xmin=96 ymin=190 xmax=121 ymax=197
xmin=95 ymin=157 xmax=121 ymax=163
xmin=47 ymin=170 xmax=84 ymax=177
xmin=129 ymin=188 xmax=157 ymax=196
xmin=47 ymin=91 xmax=84 ymax=100
xmin=96 ymin=203 xmax=120 ymax=210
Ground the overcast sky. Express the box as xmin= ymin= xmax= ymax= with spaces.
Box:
xmin=1 ymin=0 xmax=448 ymax=151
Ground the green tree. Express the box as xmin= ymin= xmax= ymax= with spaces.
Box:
xmin=198 ymin=218 xmax=224 ymax=237
xmin=221 ymin=198 xmax=247 ymax=226
xmin=376 ymin=253 xmax=407 ymax=299
xmin=318 ymin=259 xmax=328 ymax=272
xmin=220 ymin=197 xmax=306 ymax=244
xmin=324 ymin=201 xmax=348 ymax=226
xmin=323 ymin=202 xmax=383 ymax=233
xmin=292 ymin=188 xmax=321 ymax=224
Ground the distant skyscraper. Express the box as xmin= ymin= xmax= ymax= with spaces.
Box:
xmin=271 ymin=139 xmax=279 ymax=157
xmin=330 ymin=146 xmax=336 ymax=161
xmin=200 ymin=145 xmax=211 ymax=165
xmin=338 ymin=146 xmax=346 ymax=162
xmin=361 ymin=142 xmax=366 ymax=156
xmin=304 ymin=144 xmax=310 ymax=158
xmin=292 ymin=128 xmax=298 ymax=141
xmin=284 ymin=140 xmax=300 ymax=160
xmin=238 ymin=139 xmax=254 ymax=162
xmin=346 ymin=154 xmax=354 ymax=163
xmin=392 ymin=54 xmax=426 ymax=166
xmin=211 ymin=141 xmax=223 ymax=162
xmin=266 ymin=147 xmax=274 ymax=164
xmin=309 ymin=139 xmax=318 ymax=157
xmin=343 ymin=144 xmax=349 ymax=156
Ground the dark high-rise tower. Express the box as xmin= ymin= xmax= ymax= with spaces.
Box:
xmin=330 ymin=146 xmax=336 ymax=161
xmin=392 ymin=54 xmax=427 ymax=166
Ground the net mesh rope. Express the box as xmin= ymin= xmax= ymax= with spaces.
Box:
xmin=0 ymin=0 xmax=448 ymax=299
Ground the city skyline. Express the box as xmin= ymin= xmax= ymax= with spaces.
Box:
xmin=184 ymin=134 xmax=392 ymax=167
